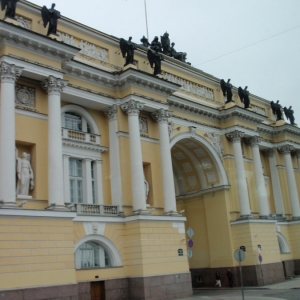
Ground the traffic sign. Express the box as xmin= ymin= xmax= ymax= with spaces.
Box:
xmin=234 ymin=249 xmax=245 ymax=262
xmin=188 ymin=239 xmax=194 ymax=248
xmin=258 ymin=254 xmax=262 ymax=262
xmin=187 ymin=249 xmax=193 ymax=258
xmin=187 ymin=227 xmax=194 ymax=238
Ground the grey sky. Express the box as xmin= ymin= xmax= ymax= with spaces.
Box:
xmin=30 ymin=0 xmax=300 ymax=121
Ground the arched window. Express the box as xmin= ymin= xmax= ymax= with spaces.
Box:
xmin=75 ymin=241 xmax=111 ymax=269
xmin=74 ymin=235 xmax=123 ymax=270
xmin=64 ymin=111 xmax=92 ymax=133
xmin=277 ymin=232 xmax=290 ymax=254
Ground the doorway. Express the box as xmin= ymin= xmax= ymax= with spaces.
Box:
xmin=91 ymin=281 xmax=105 ymax=300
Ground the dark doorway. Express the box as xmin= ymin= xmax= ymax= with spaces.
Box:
xmin=91 ymin=281 xmax=105 ymax=300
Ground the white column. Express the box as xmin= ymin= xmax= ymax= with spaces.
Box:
xmin=296 ymin=151 xmax=300 ymax=172
xmin=0 ymin=62 xmax=23 ymax=207
xmin=226 ymin=131 xmax=252 ymax=219
xmin=121 ymin=100 xmax=147 ymax=213
xmin=63 ymin=154 xmax=70 ymax=203
xmin=94 ymin=159 xmax=104 ymax=205
xmin=248 ymin=136 xmax=270 ymax=218
xmin=278 ymin=145 xmax=300 ymax=219
xmin=265 ymin=149 xmax=285 ymax=219
xmin=83 ymin=159 xmax=93 ymax=204
xmin=105 ymin=105 xmax=122 ymax=209
xmin=42 ymin=76 xmax=68 ymax=210
xmin=152 ymin=109 xmax=177 ymax=214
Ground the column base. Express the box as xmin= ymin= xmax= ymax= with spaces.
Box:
xmin=45 ymin=204 xmax=71 ymax=211
xmin=164 ymin=210 xmax=179 ymax=216
xmin=0 ymin=202 xmax=18 ymax=208
xmin=238 ymin=214 xmax=253 ymax=220
xmin=132 ymin=209 xmax=149 ymax=215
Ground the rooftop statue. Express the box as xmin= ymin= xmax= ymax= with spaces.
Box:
xmin=284 ymin=106 xmax=295 ymax=125
xmin=41 ymin=3 xmax=61 ymax=36
xmin=1 ymin=0 xmax=19 ymax=19
xmin=271 ymin=100 xmax=283 ymax=121
xmin=170 ymin=43 xmax=187 ymax=63
xmin=150 ymin=36 xmax=162 ymax=53
xmin=238 ymin=86 xmax=250 ymax=109
xmin=140 ymin=35 xmax=150 ymax=47
xmin=120 ymin=37 xmax=136 ymax=67
xmin=147 ymin=49 xmax=164 ymax=76
xmin=220 ymin=79 xmax=233 ymax=104
xmin=161 ymin=32 xmax=171 ymax=56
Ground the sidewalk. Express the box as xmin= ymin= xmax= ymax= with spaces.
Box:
xmin=177 ymin=277 xmax=300 ymax=300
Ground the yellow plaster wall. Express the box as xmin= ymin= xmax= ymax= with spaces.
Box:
xmin=231 ymin=222 xmax=281 ymax=267
xmin=0 ymin=217 xmax=76 ymax=290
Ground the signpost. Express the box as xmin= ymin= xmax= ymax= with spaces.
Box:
xmin=257 ymin=245 xmax=264 ymax=285
xmin=234 ymin=248 xmax=246 ymax=300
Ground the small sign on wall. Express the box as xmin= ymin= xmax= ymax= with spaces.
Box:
xmin=178 ymin=249 xmax=183 ymax=256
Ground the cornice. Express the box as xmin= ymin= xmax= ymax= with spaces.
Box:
xmin=114 ymin=68 xmax=180 ymax=96
xmin=257 ymin=123 xmax=300 ymax=138
xmin=0 ymin=20 xmax=80 ymax=62
xmin=62 ymin=139 xmax=108 ymax=152
xmin=176 ymin=185 xmax=230 ymax=200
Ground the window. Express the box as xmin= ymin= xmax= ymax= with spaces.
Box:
xmin=69 ymin=158 xmax=83 ymax=203
xmin=91 ymin=161 xmax=95 ymax=204
xmin=64 ymin=112 xmax=91 ymax=133
xmin=77 ymin=241 xmax=111 ymax=269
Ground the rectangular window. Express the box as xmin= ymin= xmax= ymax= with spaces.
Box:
xmin=69 ymin=158 xmax=83 ymax=203
xmin=91 ymin=161 xmax=95 ymax=204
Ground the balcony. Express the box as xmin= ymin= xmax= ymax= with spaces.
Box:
xmin=75 ymin=204 xmax=120 ymax=216
xmin=62 ymin=128 xmax=100 ymax=145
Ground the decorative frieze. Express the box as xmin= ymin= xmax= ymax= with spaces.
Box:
xmin=278 ymin=145 xmax=294 ymax=154
xmin=152 ymin=109 xmax=172 ymax=123
xmin=139 ymin=116 xmax=148 ymax=134
xmin=162 ymin=71 xmax=215 ymax=101
xmin=226 ymin=131 xmax=244 ymax=142
xmin=15 ymin=84 xmax=35 ymax=107
xmin=251 ymin=104 xmax=266 ymax=116
xmin=41 ymin=76 xmax=68 ymax=94
xmin=57 ymin=32 xmax=108 ymax=62
xmin=16 ymin=16 xmax=31 ymax=29
xmin=204 ymin=132 xmax=224 ymax=159
xmin=105 ymin=104 xmax=118 ymax=120
xmin=121 ymin=100 xmax=144 ymax=116
xmin=0 ymin=62 xmax=22 ymax=82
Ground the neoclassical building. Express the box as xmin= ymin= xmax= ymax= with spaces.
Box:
xmin=0 ymin=1 xmax=299 ymax=300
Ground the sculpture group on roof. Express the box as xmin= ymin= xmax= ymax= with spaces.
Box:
xmin=1 ymin=0 xmax=19 ymax=19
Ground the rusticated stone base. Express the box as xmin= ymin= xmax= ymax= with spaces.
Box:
xmin=283 ymin=259 xmax=300 ymax=276
xmin=0 ymin=273 xmax=192 ymax=300
xmin=191 ymin=262 xmax=285 ymax=288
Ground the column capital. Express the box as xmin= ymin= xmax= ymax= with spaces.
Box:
xmin=41 ymin=75 xmax=68 ymax=94
xmin=226 ymin=130 xmax=244 ymax=142
xmin=121 ymin=100 xmax=144 ymax=116
xmin=265 ymin=148 xmax=275 ymax=157
xmin=278 ymin=145 xmax=294 ymax=154
xmin=105 ymin=104 xmax=118 ymax=120
xmin=246 ymin=136 xmax=262 ymax=147
xmin=151 ymin=109 xmax=172 ymax=123
xmin=293 ymin=150 xmax=300 ymax=158
xmin=0 ymin=61 xmax=23 ymax=82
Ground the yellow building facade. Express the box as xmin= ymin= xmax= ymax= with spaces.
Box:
xmin=0 ymin=1 xmax=299 ymax=299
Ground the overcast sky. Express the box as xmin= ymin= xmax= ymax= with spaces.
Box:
xmin=29 ymin=0 xmax=300 ymax=121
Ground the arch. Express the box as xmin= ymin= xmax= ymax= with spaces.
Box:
xmin=74 ymin=234 xmax=123 ymax=267
xmin=61 ymin=104 xmax=100 ymax=135
xmin=170 ymin=132 xmax=229 ymax=186
xmin=277 ymin=232 xmax=290 ymax=254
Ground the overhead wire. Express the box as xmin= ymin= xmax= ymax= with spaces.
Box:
xmin=194 ymin=24 xmax=300 ymax=67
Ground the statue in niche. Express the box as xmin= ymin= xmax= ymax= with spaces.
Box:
xmin=140 ymin=35 xmax=150 ymax=47
xmin=161 ymin=32 xmax=171 ymax=55
xmin=170 ymin=42 xmax=187 ymax=63
xmin=271 ymin=100 xmax=283 ymax=121
xmin=120 ymin=37 xmax=136 ymax=66
xmin=16 ymin=152 xmax=34 ymax=196
xmin=238 ymin=86 xmax=250 ymax=109
xmin=144 ymin=174 xmax=149 ymax=201
xmin=41 ymin=3 xmax=61 ymax=36
xmin=220 ymin=79 xmax=233 ymax=103
xmin=1 ymin=0 xmax=19 ymax=19
xmin=150 ymin=36 xmax=162 ymax=53
xmin=284 ymin=106 xmax=295 ymax=125
xmin=147 ymin=49 xmax=164 ymax=75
